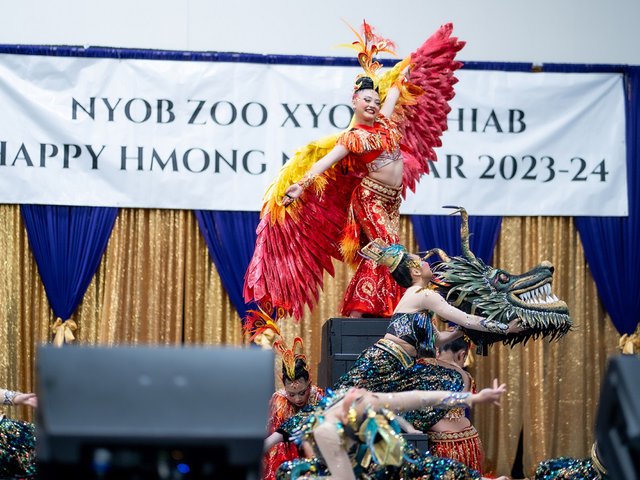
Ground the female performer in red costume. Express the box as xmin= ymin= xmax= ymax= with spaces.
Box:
xmin=283 ymin=74 xmax=407 ymax=317
xmin=244 ymin=21 xmax=464 ymax=320
xmin=262 ymin=338 xmax=324 ymax=480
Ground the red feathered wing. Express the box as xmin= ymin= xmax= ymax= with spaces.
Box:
xmin=381 ymin=23 xmax=465 ymax=196
xmin=244 ymin=136 xmax=364 ymax=320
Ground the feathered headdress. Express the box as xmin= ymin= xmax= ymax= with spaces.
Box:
xmin=273 ymin=337 xmax=307 ymax=381
xmin=360 ymin=240 xmax=407 ymax=272
xmin=242 ymin=301 xmax=284 ymax=346
xmin=340 ymin=20 xmax=398 ymax=91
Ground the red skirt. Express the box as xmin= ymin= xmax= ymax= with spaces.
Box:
xmin=340 ymin=176 xmax=404 ymax=317
xmin=428 ymin=425 xmax=485 ymax=474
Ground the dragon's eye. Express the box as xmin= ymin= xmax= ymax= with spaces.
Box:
xmin=498 ymin=273 xmax=509 ymax=283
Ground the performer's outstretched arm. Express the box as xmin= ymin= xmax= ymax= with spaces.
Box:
xmin=263 ymin=431 xmax=284 ymax=453
xmin=281 ymin=145 xmax=349 ymax=206
xmin=379 ymin=65 xmax=410 ymax=118
xmin=313 ymin=381 xmax=507 ymax=480
xmin=1 ymin=388 xmax=37 ymax=408
xmin=421 ymin=289 xmax=522 ymax=336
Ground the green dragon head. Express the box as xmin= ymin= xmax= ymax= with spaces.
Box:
xmin=424 ymin=207 xmax=572 ymax=352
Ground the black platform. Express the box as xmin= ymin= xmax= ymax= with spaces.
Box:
xmin=317 ymin=317 xmax=389 ymax=389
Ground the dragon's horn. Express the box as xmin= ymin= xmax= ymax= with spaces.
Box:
xmin=421 ymin=248 xmax=451 ymax=263
xmin=443 ymin=205 xmax=477 ymax=262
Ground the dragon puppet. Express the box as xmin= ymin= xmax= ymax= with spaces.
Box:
xmin=424 ymin=207 xmax=572 ymax=353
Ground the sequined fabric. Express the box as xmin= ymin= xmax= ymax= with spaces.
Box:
xmin=336 ymin=116 xmax=402 ymax=160
xmin=264 ymin=386 xmax=324 ymax=480
xmin=0 ymin=417 xmax=36 ymax=478
xmin=428 ymin=426 xmax=484 ymax=474
xmin=401 ymin=442 xmax=481 ymax=480
xmin=534 ymin=457 xmax=604 ymax=479
xmin=278 ymin=337 xmax=464 ymax=438
xmin=387 ymin=311 xmax=437 ymax=358
xmin=402 ymin=361 xmax=464 ymax=431
xmin=276 ymin=426 xmax=481 ymax=479
xmin=340 ymin=176 xmax=404 ymax=317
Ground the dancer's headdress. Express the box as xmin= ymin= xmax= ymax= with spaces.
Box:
xmin=341 ymin=20 xmax=398 ymax=93
xmin=273 ymin=337 xmax=308 ymax=381
xmin=360 ymin=240 xmax=407 ymax=272
xmin=243 ymin=301 xmax=284 ymax=346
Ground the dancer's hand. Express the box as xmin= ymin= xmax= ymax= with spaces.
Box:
xmin=471 ymin=379 xmax=506 ymax=406
xmin=401 ymin=64 xmax=411 ymax=81
xmin=282 ymin=184 xmax=302 ymax=206
xmin=14 ymin=393 xmax=37 ymax=408
xmin=507 ymin=319 xmax=525 ymax=334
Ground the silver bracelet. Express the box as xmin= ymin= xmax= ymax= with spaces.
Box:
xmin=434 ymin=392 xmax=471 ymax=409
xmin=3 ymin=390 xmax=17 ymax=406
xmin=479 ymin=319 xmax=508 ymax=335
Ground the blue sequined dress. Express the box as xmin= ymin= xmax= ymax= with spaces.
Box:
xmin=0 ymin=416 xmax=36 ymax=478
xmin=278 ymin=311 xmax=464 ymax=439
xmin=275 ymin=390 xmax=481 ymax=480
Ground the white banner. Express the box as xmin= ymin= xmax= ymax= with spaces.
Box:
xmin=0 ymin=54 xmax=627 ymax=216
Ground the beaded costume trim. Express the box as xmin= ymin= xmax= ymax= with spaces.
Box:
xmin=375 ymin=338 xmax=414 ymax=368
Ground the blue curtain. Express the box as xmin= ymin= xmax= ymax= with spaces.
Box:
xmin=410 ymin=215 xmax=502 ymax=263
xmin=195 ymin=210 xmax=259 ymax=319
xmin=20 ymin=205 xmax=118 ymax=321
xmin=574 ymin=67 xmax=640 ymax=335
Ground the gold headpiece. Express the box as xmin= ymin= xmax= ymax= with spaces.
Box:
xmin=360 ymin=240 xmax=407 ymax=272
xmin=341 ymin=20 xmax=398 ymax=91
xmin=273 ymin=337 xmax=307 ymax=381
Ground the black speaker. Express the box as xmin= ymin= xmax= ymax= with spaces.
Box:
xmin=318 ymin=317 xmax=388 ymax=388
xmin=595 ymin=354 xmax=640 ymax=480
xmin=36 ymin=345 xmax=274 ymax=479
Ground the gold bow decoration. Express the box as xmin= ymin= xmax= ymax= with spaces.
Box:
xmin=618 ymin=323 xmax=640 ymax=355
xmin=50 ymin=318 xmax=78 ymax=347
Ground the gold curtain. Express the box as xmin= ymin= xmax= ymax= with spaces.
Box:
xmin=0 ymin=205 xmax=622 ymax=476
xmin=472 ymin=217 xmax=620 ymax=476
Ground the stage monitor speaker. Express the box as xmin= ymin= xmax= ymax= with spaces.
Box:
xmin=595 ymin=354 xmax=640 ymax=480
xmin=36 ymin=345 xmax=273 ymax=479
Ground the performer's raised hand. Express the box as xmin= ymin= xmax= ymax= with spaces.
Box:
xmin=282 ymin=183 xmax=302 ymax=206
xmin=471 ymin=379 xmax=506 ymax=406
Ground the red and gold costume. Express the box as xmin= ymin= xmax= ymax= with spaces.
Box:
xmin=338 ymin=116 xmax=405 ymax=316
xmin=244 ymin=22 xmax=464 ymax=321
xmin=426 ymin=365 xmax=485 ymax=474
xmin=428 ymin=423 xmax=484 ymax=474
xmin=262 ymin=385 xmax=324 ymax=480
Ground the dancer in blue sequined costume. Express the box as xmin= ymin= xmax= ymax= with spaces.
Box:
xmin=269 ymin=242 xmax=522 ymax=446
xmin=0 ymin=388 xmax=37 ymax=478
xmin=275 ymin=382 xmax=508 ymax=479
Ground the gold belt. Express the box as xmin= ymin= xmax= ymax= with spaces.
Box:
xmin=428 ymin=426 xmax=479 ymax=442
xmin=375 ymin=338 xmax=414 ymax=369
xmin=361 ymin=176 xmax=402 ymax=200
